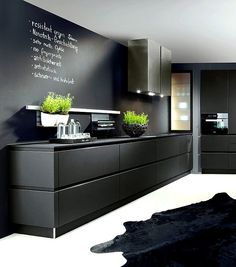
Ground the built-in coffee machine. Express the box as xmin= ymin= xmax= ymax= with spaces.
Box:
xmin=201 ymin=113 xmax=228 ymax=134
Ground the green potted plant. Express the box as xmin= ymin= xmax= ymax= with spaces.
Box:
xmin=40 ymin=92 xmax=73 ymax=126
xmin=122 ymin=111 xmax=149 ymax=137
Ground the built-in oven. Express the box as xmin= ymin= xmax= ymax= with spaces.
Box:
xmin=201 ymin=113 xmax=228 ymax=134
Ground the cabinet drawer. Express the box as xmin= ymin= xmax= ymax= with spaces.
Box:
xmin=156 ymin=135 xmax=192 ymax=161
xmin=179 ymin=153 xmax=192 ymax=174
xmin=201 ymin=153 xmax=228 ymax=169
xmin=10 ymin=189 xmax=57 ymax=228
xmin=227 ymin=136 xmax=236 ymax=152
xmin=201 ymin=135 xmax=228 ymax=152
xmin=10 ymin=151 xmax=58 ymax=189
xmin=120 ymin=140 xmax=157 ymax=170
xmin=119 ymin=164 xmax=157 ymax=200
xmin=228 ymin=154 xmax=236 ymax=169
xmin=58 ymin=174 xmax=119 ymax=226
xmin=58 ymin=145 xmax=119 ymax=187
xmin=156 ymin=153 xmax=192 ymax=184
xmin=156 ymin=157 xmax=178 ymax=184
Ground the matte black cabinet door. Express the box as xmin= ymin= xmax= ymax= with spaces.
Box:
xmin=201 ymin=135 xmax=228 ymax=152
xmin=119 ymin=164 xmax=157 ymax=200
xmin=179 ymin=153 xmax=192 ymax=174
xmin=156 ymin=153 xmax=191 ymax=184
xmin=120 ymin=140 xmax=157 ymax=170
xmin=201 ymin=153 xmax=228 ymax=169
xmin=9 ymin=151 xmax=58 ymax=189
xmin=201 ymin=70 xmax=228 ymax=113
xmin=228 ymin=70 xmax=236 ymax=134
xmin=156 ymin=135 xmax=192 ymax=161
xmin=228 ymin=135 xmax=236 ymax=151
xmin=59 ymin=174 xmax=119 ymax=226
xmin=58 ymin=145 xmax=119 ymax=187
xmin=10 ymin=189 xmax=57 ymax=228
xmin=228 ymin=154 xmax=236 ymax=169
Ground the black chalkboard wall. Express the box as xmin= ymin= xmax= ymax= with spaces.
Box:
xmin=0 ymin=0 xmax=169 ymax=237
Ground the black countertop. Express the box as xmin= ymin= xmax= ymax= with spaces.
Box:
xmin=8 ymin=133 xmax=192 ymax=152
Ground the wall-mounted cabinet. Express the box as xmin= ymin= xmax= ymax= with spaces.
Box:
xmin=128 ymin=39 xmax=171 ymax=96
xmin=171 ymin=73 xmax=191 ymax=131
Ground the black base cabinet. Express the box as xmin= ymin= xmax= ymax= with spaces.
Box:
xmin=201 ymin=135 xmax=236 ymax=173
xmin=9 ymin=134 xmax=192 ymax=238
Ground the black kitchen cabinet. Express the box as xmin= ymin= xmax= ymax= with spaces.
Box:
xmin=119 ymin=164 xmax=157 ymax=200
xmin=201 ymin=153 xmax=228 ymax=170
xmin=156 ymin=153 xmax=192 ymax=183
xmin=201 ymin=134 xmax=236 ymax=173
xmin=59 ymin=174 xmax=119 ymax=226
xmin=200 ymin=70 xmax=236 ymax=134
xmin=58 ymin=145 xmax=119 ymax=187
xmin=201 ymin=135 xmax=228 ymax=152
xmin=9 ymin=151 xmax=58 ymax=189
xmin=228 ymin=70 xmax=236 ymax=134
xmin=201 ymin=70 xmax=228 ymax=113
xmin=156 ymin=135 xmax=192 ymax=161
xmin=9 ymin=134 xmax=192 ymax=238
xmin=10 ymin=189 xmax=57 ymax=229
xmin=120 ymin=140 xmax=157 ymax=170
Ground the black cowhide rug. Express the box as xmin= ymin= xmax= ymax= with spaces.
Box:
xmin=91 ymin=193 xmax=236 ymax=267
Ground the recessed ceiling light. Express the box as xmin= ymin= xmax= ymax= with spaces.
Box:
xmin=148 ymin=92 xmax=155 ymax=96
xmin=137 ymin=89 xmax=141 ymax=93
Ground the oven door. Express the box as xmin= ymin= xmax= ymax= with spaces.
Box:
xmin=201 ymin=114 xmax=228 ymax=134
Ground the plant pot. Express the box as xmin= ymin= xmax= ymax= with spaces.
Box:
xmin=41 ymin=112 xmax=69 ymax=127
xmin=122 ymin=123 xmax=148 ymax=137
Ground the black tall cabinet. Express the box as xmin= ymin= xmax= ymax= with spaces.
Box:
xmin=201 ymin=69 xmax=236 ymax=173
xmin=201 ymin=70 xmax=228 ymax=113
xmin=201 ymin=70 xmax=236 ymax=134
xmin=228 ymin=71 xmax=236 ymax=134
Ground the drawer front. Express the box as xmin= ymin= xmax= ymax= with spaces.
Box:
xmin=10 ymin=189 xmax=57 ymax=228
xmin=10 ymin=151 xmax=57 ymax=189
xmin=178 ymin=153 xmax=192 ymax=174
xmin=119 ymin=164 xmax=157 ymax=200
xmin=201 ymin=135 xmax=228 ymax=152
xmin=156 ymin=135 xmax=192 ymax=161
xmin=201 ymin=153 xmax=228 ymax=169
xmin=227 ymin=136 xmax=236 ymax=152
xmin=120 ymin=140 xmax=157 ymax=170
xmin=58 ymin=174 xmax=119 ymax=226
xmin=58 ymin=144 xmax=119 ymax=187
xmin=156 ymin=153 xmax=192 ymax=184
xmin=156 ymin=156 xmax=179 ymax=184
xmin=228 ymin=154 xmax=236 ymax=169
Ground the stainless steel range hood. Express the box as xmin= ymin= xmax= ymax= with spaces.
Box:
xmin=128 ymin=39 xmax=171 ymax=96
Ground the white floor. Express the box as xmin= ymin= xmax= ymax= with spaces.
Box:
xmin=1 ymin=174 xmax=236 ymax=267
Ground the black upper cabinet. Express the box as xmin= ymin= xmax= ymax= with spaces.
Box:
xmin=201 ymin=70 xmax=228 ymax=113
xmin=228 ymin=70 xmax=236 ymax=134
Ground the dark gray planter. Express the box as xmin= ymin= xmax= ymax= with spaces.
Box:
xmin=122 ymin=123 xmax=148 ymax=137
